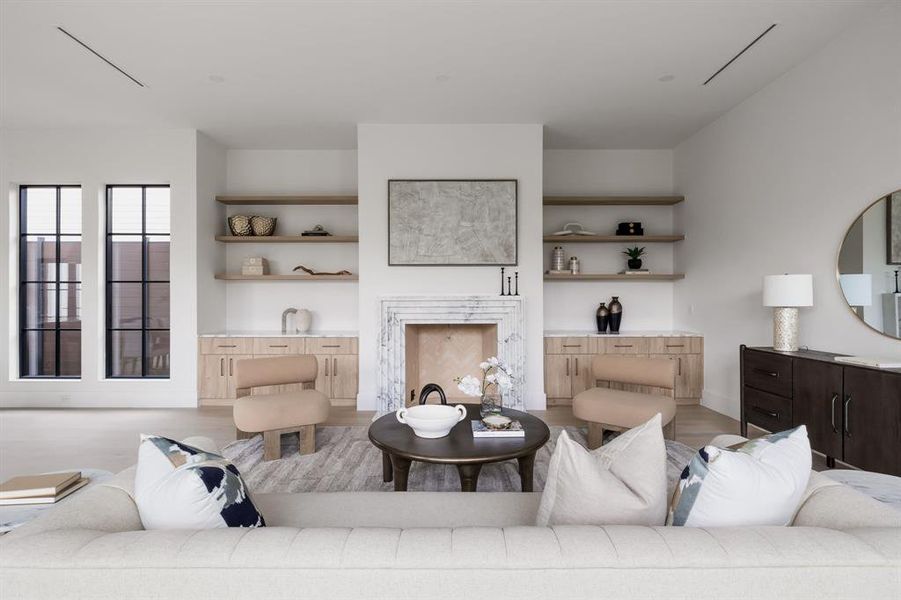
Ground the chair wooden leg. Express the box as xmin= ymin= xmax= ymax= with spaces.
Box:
xmin=665 ymin=416 xmax=676 ymax=441
xmin=299 ymin=424 xmax=316 ymax=455
xmin=263 ymin=430 xmax=281 ymax=461
xmin=587 ymin=422 xmax=605 ymax=450
xmin=235 ymin=427 xmax=254 ymax=440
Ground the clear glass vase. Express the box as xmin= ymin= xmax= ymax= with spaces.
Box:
xmin=480 ymin=390 xmax=502 ymax=418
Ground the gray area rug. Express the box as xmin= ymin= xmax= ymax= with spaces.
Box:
xmin=223 ymin=426 xmax=698 ymax=496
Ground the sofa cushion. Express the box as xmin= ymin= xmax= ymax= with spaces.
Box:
xmin=134 ymin=435 xmax=265 ymax=529
xmin=793 ymin=471 xmax=901 ymax=529
xmin=670 ymin=426 xmax=812 ymax=527
xmin=536 ymin=414 xmax=667 ymax=526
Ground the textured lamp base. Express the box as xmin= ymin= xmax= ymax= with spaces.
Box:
xmin=773 ymin=307 xmax=800 ymax=352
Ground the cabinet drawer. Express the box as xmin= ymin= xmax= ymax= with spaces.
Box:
xmin=650 ymin=337 xmax=701 ymax=354
xmin=305 ymin=337 xmax=357 ymax=355
xmin=744 ymin=350 xmax=792 ymax=397
xmin=744 ymin=386 xmax=792 ymax=432
xmin=604 ymin=337 xmax=649 ymax=354
xmin=545 ymin=337 xmax=590 ymax=355
xmin=252 ymin=337 xmax=304 ymax=354
xmin=199 ymin=338 xmax=251 ymax=355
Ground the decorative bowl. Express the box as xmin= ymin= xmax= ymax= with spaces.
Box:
xmin=227 ymin=215 xmax=253 ymax=236
xmin=250 ymin=216 xmax=277 ymax=236
xmin=396 ymin=404 xmax=467 ymax=439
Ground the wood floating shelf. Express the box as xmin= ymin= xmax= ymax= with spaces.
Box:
xmin=544 ymin=273 xmax=685 ymax=281
xmin=215 ymin=273 xmax=358 ymax=281
xmin=543 ymin=235 xmax=684 ymax=243
xmin=215 ymin=235 xmax=358 ymax=243
xmin=543 ymin=196 xmax=684 ymax=206
xmin=216 ymin=195 xmax=358 ymax=206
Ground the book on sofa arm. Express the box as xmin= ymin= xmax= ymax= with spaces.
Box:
xmin=0 ymin=472 xmax=88 ymax=505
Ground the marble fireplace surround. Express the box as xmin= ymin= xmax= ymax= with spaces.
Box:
xmin=377 ymin=295 xmax=525 ymax=414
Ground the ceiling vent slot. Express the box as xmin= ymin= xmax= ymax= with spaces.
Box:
xmin=57 ymin=26 xmax=145 ymax=88
xmin=703 ymin=23 xmax=777 ymax=86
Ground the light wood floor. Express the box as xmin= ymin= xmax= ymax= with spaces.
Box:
xmin=0 ymin=405 xmax=740 ymax=480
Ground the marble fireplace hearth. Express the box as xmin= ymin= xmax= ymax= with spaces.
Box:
xmin=377 ymin=295 xmax=524 ymax=414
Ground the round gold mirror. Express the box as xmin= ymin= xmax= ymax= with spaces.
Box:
xmin=837 ymin=189 xmax=901 ymax=339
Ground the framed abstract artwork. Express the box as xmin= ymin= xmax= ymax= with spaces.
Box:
xmin=388 ymin=179 xmax=517 ymax=266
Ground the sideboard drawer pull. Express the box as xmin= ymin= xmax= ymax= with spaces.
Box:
xmin=217 ymin=344 xmax=237 ymax=348
xmin=753 ymin=368 xmax=778 ymax=378
xmin=665 ymin=344 xmax=685 ymax=348
xmin=614 ymin=344 xmax=633 ymax=348
xmin=843 ymin=394 xmax=852 ymax=437
xmin=268 ymin=344 xmax=289 ymax=348
xmin=322 ymin=344 xmax=341 ymax=348
xmin=752 ymin=406 xmax=779 ymax=420
xmin=830 ymin=393 xmax=839 ymax=433
xmin=562 ymin=344 xmax=582 ymax=348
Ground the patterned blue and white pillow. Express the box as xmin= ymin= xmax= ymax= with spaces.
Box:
xmin=668 ymin=426 xmax=811 ymax=527
xmin=134 ymin=435 xmax=265 ymax=530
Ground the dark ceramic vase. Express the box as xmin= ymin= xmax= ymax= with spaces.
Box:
xmin=609 ymin=296 xmax=623 ymax=333
xmin=596 ymin=302 xmax=609 ymax=333
xmin=627 ymin=258 xmax=642 ymax=270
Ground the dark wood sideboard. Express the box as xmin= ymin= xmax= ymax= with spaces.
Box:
xmin=740 ymin=345 xmax=901 ymax=476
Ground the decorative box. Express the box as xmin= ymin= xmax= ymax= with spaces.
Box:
xmin=241 ymin=257 xmax=269 ymax=276
xmin=616 ymin=222 xmax=644 ymax=236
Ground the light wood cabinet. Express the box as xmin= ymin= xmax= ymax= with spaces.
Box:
xmin=198 ymin=336 xmax=358 ymax=407
xmin=545 ymin=334 xmax=703 ymax=405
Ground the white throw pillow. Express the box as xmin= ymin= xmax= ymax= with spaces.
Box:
xmin=134 ymin=434 xmax=265 ymax=530
xmin=536 ymin=414 xmax=668 ymax=526
xmin=669 ymin=426 xmax=811 ymax=527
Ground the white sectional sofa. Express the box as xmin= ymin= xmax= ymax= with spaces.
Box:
xmin=1 ymin=437 xmax=899 ymax=600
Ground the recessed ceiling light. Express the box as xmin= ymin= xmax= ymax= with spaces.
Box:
xmin=209 ymin=75 xmax=225 ymax=83
xmin=435 ymin=74 xmax=450 ymax=83
xmin=658 ymin=74 xmax=675 ymax=83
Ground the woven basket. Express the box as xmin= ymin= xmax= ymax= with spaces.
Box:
xmin=227 ymin=215 xmax=253 ymax=236
xmin=250 ymin=216 xmax=277 ymax=236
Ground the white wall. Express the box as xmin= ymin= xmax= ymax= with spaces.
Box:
xmin=0 ymin=128 xmax=201 ymax=407
xmin=674 ymin=2 xmax=901 ymax=419
xmin=221 ymin=150 xmax=358 ymax=332
xmin=357 ymin=124 xmax=545 ymax=410
xmin=543 ymin=150 xmax=676 ymax=330
xmin=196 ymin=133 xmax=227 ymax=335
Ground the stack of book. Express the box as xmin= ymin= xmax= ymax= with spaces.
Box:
xmin=471 ymin=420 xmax=525 ymax=438
xmin=0 ymin=472 xmax=89 ymax=506
xmin=620 ymin=269 xmax=650 ymax=275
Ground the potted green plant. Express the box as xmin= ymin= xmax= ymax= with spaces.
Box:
xmin=623 ymin=246 xmax=646 ymax=270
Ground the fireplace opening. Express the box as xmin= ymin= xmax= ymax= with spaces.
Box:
xmin=404 ymin=323 xmax=498 ymax=407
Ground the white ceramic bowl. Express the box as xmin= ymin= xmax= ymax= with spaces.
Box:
xmin=396 ymin=404 xmax=467 ymax=439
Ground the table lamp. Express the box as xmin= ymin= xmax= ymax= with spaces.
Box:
xmin=763 ymin=274 xmax=813 ymax=352
xmin=839 ymin=274 xmax=872 ymax=314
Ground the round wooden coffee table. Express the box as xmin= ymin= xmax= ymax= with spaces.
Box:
xmin=368 ymin=404 xmax=550 ymax=492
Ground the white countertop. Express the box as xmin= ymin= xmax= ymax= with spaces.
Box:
xmin=544 ymin=330 xmax=701 ymax=338
xmin=199 ymin=330 xmax=358 ymax=338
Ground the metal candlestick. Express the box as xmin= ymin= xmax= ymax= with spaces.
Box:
xmin=507 ymin=276 xmax=512 ymax=296
xmin=514 ymin=271 xmax=519 ymax=296
xmin=500 ymin=267 xmax=506 ymax=296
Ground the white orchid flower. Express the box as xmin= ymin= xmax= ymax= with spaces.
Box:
xmin=456 ymin=375 xmax=482 ymax=397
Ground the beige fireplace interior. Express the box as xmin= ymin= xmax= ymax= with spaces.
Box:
xmin=404 ymin=324 xmax=498 ymax=406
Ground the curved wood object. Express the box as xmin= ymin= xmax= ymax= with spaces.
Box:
xmin=292 ymin=264 xmax=352 ymax=276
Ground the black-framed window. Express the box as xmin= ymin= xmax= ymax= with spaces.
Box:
xmin=19 ymin=185 xmax=82 ymax=378
xmin=106 ymin=185 xmax=170 ymax=378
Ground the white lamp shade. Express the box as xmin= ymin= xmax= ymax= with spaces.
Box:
xmin=763 ymin=274 xmax=814 ymax=307
xmin=839 ymin=274 xmax=872 ymax=307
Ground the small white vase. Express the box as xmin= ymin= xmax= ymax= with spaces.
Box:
xmin=296 ymin=309 xmax=312 ymax=333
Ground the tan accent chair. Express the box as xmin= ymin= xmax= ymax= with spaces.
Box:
xmin=573 ymin=355 xmax=676 ymax=450
xmin=233 ymin=355 xmax=330 ymax=461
